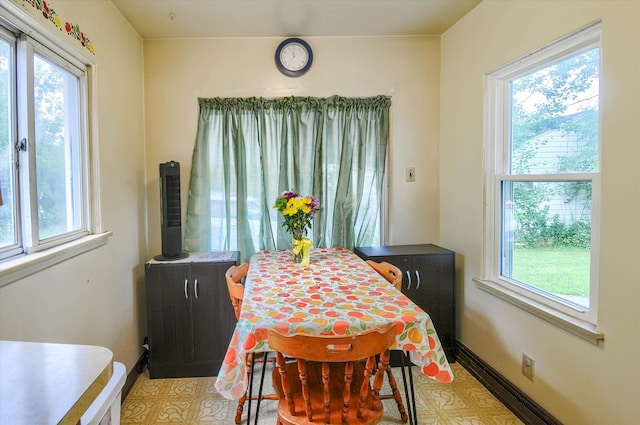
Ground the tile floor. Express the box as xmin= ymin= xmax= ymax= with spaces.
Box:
xmin=121 ymin=362 xmax=524 ymax=424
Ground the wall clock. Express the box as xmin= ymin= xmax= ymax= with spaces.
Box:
xmin=275 ymin=37 xmax=313 ymax=77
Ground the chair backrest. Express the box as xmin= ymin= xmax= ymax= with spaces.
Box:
xmin=268 ymin=323 xmax=396 ymax=424
xmin=225 ymin=262 xmax=249 ymax=321
xmin=366 ymin=260 xmax=402 ymax=291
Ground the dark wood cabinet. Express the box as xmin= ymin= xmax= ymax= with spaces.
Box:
xmin=354 ymin=244 xmax=456 ymax=362
xmin=145 ymin=252 xmax=239 ymax=378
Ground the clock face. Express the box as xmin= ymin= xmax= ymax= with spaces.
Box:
xmin=280 ymin=43 xmax=309 ymax=71
xmin=275 ymin=38 xmax=313 ymax=77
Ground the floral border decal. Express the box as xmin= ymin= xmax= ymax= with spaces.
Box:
xmin=22 ymin=0 xmax=95 ymax=54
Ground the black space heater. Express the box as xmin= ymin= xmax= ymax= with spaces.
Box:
xmin=154 ymin=161 xmax=189 ymax=261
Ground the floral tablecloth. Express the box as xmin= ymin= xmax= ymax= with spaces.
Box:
xmin=214 ymin=247 xmax=453 ymax=400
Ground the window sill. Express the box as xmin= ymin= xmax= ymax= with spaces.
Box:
xmin=474 ymin=277 xmax=604 ymax=346
xmin=0 ymin=232 xmax=113 ymax=288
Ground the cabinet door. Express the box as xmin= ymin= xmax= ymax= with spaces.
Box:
xmin=190 ymin=262 xmax=237 ymax=369
xmin=412 ymin=253 xmax=455 ymax=359
xmin=146 ymin=264 xmax=193 ymax=367
xmin=355 ymin=245 xmax=456 ymax=362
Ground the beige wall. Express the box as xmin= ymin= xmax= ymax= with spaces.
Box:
xmin=143 ymin=36 xmax=442 ymax=256
xmin=5 ymin=1 xmax=637 ymax=421
xmin=441 ymin=1 xmax=640 ymax=423
xmin=0 ymin=0 xmax=146 ymax=373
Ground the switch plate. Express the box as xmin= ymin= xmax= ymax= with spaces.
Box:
xmin=405 ymin=166 xmax=416 ymax=182
xmin=522 ymin=353 xmax=535 ymax=381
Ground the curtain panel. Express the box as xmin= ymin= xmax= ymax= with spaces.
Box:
xmin=184 ymin=95 xmax=390 ymax=260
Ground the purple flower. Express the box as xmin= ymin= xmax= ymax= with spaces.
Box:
xmin=308 ymin=196 xmax=320 ymax=217
xmin=276 ymin=190 xmax=298 ymax=202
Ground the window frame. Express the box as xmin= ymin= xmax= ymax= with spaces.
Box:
xmin=17 ymin=34 xmax=91 ymax=254
xmin=0 ymin=2 xmax=109 ymax=287
xmin=478 ymin=22 xmax=604 ymax=344
xmin=0 ymin=24 xmax=21 ymax=259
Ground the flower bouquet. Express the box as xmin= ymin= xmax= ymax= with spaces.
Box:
xmin=273 ymin=191 xmax=319 ymax=265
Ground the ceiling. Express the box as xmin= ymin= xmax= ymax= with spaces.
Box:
xmin=111 ymin=0 xmax=482 ymax=39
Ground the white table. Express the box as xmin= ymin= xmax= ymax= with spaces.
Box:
xmin=0 ymin=340 xmax=113 ymax=425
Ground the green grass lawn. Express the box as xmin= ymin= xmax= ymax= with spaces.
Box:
xmin=512 ymin=246 xmax=590 ymax=297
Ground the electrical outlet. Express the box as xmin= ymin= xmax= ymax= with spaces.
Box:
xmin=405 ymin=166 xmax=416 ymax=182
xmin=522 ymin=353 xmax=535 ymax=381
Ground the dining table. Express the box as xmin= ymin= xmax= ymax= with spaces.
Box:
xmin=214 ymin=247 xmax=454 ymax=401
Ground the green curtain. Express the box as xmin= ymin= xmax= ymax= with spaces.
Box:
xmin=184 ymin=95 xmax=390 ymax=260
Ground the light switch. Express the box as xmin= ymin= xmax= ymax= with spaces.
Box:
xmin=405 ymin=166 xmax=416 ymax=182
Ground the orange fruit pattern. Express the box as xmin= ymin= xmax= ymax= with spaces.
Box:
xmin=214 ymin=248 xmax=454 ymax=399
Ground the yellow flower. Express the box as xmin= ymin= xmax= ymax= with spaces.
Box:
xmin=292 ymin=198 xmax=305 ymax=210
xmin=283 ymin=199 xmax=299 ymax=215
xmin=273 ymin=191 xmax=319 ymax=236
xmin=299 ymin=196 xmax=311 ymax=214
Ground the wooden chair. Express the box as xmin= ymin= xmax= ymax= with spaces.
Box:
xmin=225 ymin=263 xmax=277 ymax=425
xmin=366 ymin=260 xmax=402 ymax=291
xmin=268 ymin=323 xmax=397 ymax=425
xmin=366 ymin=260 xmax=412 ymax=424
xmin=226 ymin=262 xmax=249 ymax=321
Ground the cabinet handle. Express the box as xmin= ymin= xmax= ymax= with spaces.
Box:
xmin=184 ymin=279 xmax=189 ymax=299
xmin=406 ymin=271 xmax=412 ymax=290
xmin=194 ymin=279 xmax=199 ymax=299
xmin=415 ymin=270 xmax=421 ymax=289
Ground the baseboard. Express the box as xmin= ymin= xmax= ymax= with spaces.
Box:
xmin=121 ymin=367 xmax=138 ymax=401
xmin=455 ymin=340 xmax=562 ymax=425
xmin=121 ymin=348 xmax=148 ymax=401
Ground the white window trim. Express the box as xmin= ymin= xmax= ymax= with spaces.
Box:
xmin=478 ymin=21 xmax=604 ymax=345
xmin=474 ymin=278 xmax=603 ymax=345
xmin=0 ymin=232 xmax=112 ymax=287
xmin=0 ymin=1 xmax=109 ymax=284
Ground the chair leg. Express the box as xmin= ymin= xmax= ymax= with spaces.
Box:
xmin=234 ymin=394 xmax=245 ymax=424
xmin=234 ymin=353 xmax=256 ymax=424
xmin=383 ymin=356 xmax=409 ymax=422
xmin=246 ymin=353 xmax=256 ymax=424
xmin=235 ymin=352 xmax=278 ymax=424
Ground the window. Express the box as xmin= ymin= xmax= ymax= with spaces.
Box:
xmin=0 ymin=6 xmax=106 ymax=285
xmin=481 ymin=23 xmax=602 ymax=337
xmin=0 ymin=27 xmax=88 ymax=260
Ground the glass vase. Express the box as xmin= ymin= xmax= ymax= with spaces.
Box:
xmin=292 ymin=230 xmax=304 ymax=263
